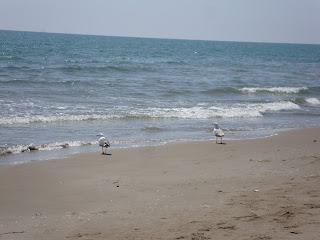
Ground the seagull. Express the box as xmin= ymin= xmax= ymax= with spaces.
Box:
xmin=213 ymin=122 xmax=224 ymax=144
xmin=97 ymin=133 xmax=110 ymax=155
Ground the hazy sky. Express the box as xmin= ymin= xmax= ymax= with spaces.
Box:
xmin=0 ymin=0 xmax=319 ymax=44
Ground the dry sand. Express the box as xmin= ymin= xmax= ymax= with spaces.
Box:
xmin=0 ymin=127 xmax=320 ymax=240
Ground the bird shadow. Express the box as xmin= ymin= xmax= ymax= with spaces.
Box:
xmin=216 ymin=142 xmax=226 ymax=145
xmin=101 ymin=153 xmax=112 ymax=156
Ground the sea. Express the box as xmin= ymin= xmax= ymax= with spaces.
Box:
xmin=1 ymin=30 xmax=320 ymax=165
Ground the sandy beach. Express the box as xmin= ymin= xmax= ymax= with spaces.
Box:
xmin=0 ymin=127 xmax=319 ymax=240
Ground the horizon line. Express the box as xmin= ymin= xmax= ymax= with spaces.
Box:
xmin=1 ymin=29 xmax=319 ymax=46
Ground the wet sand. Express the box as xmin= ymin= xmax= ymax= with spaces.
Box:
xmin=0 ymin=127 xmax=320 ymax=240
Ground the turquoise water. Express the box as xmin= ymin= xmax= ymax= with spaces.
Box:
xmin=1 ymin=30 xmax=320 ymax=165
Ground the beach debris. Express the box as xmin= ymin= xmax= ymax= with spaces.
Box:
xmin=283 ymin=211 xmax=294 ymax=217
xmin=314 ymin=140 xmax=317 ymax=142
xmin=254 ymin=190 xmax=259 ymax=192
xmin=258 ymin=159 xmax=271 ymax=163
xmin=28 ymin=145 xmax=39 ymax=151
xmin=60 ymin=143 xmax=69 ymax=148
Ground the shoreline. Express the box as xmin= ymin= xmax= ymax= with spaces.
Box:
xmin=0 ymin=126 xmax=319 ymax=239
xmin=0 ymin=126 xmax=309 ymax=167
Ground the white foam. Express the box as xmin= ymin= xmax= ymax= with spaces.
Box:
xmin=55 ymin=106 xmax=68 ymax=110
xmin=212 ymin=101 xmax=300 ymax=118
xmin=0 ymin=114 xmax=120 ymax=125
xmin=4 ymin=140 xmax=96 ymax=155
xmin=305 ymin=98 xmax=320 ymax=105
xmin=134 ymin=101 xmax=300 ymax=119
xmin=39 ymin=141 xmax=95 ymax=150
xmin=252 ymin=101 xmax=301 ymax=112
xmin=240 ymin=86 xmax=308 ymax=94
xmin=0 ymin=101 xmax=302 ymax=125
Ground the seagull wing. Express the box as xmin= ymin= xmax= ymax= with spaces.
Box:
xmin=99 ymin=137 xmax=106 ymax=147
xmin=214 ymin=128 xmax=224 ymax=137
xmin=104 ymin=139 xmax=110 ymax=148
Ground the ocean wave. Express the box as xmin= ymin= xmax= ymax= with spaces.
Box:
xmin=0 ymin=138 xmax=170 ymax=156
xmin=0 ymin=101 xmax=302 ymax=125
xmin=0 ymin=140 xmax=96 ymax=155
xmin=142 ymin=101 xmax=300 ymax=119
xmin=0 ymin=114 xmax=121 ymax=125
xmin=202 ymin=87 xmax=239 ymax=95
xmin=305 ymin=98 xmax=320 ymax=105
xmin=291 ymin=97 xmax=320 ymax=106
xmin=239 ymin=86 xmax=308 ymax=94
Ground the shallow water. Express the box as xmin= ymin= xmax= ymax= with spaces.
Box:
xmin=1 ymin=30 xmax=320 ymax=165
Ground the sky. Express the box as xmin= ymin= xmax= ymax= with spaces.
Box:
xmin=0 ymin=0 xmax=319 ymax=44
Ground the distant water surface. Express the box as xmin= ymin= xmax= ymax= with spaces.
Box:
xmin=1 ymin=30 xmax=320 ymax=165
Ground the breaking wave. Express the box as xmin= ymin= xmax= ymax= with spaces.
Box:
xmin=139 ymin=101 xmax=300 ymax=119
xmin=0 ymin=114 xmax=121 ymax=125
xmin=291 ymin=97 xmax=320 ymax=106
xmin=0 ymin=100 xmax=301 ymax=125
xmin=0 ymin=139 xmax=169 ymax=157
xmin=305 ymin=98 xmax=320 ymax=105
xmin=0 ymin=140 xmax=96 ymax=155
xmin=239 ymin=86 xmax=308 ymax=94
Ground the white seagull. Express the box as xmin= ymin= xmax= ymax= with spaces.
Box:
xmin=213 ymin=122 xmax=224 ymax=144
xmin=97 ymin=133 xmax=110 ymax=155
